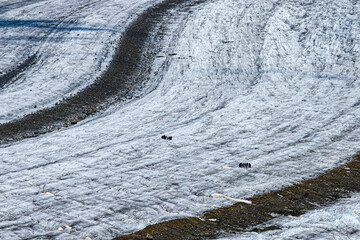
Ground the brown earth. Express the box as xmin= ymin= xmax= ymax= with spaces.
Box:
xmin=114 ymin=152 xmax=360 ymax=240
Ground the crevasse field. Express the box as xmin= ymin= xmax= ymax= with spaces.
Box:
xmin=0 ymin=0 xmax=359 ymax=239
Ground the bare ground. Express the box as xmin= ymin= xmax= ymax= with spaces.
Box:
xmin=114 ymin=152 xmax=360 ymax=239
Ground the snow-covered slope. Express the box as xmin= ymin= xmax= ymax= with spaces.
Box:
xmin=0 ymin=0 xmax=359 ymax=239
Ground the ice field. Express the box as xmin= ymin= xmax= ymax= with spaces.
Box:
xmin=0 ymin=0 xmax=359 ymax=239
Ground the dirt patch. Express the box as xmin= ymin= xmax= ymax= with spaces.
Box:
xmin=114 ymin=153 xmax=360 ymax=240
xmin=0 ymin=54 xmax=38 ymax=89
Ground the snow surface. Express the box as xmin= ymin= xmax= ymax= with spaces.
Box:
xmin=0 ymin=0 xmax=359 ymax=239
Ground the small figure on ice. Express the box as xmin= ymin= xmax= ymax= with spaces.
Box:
xmin=239 ymin=162 xmax=251 ymax=168
xmin=161 ymin=135 xmax=172 ymax=140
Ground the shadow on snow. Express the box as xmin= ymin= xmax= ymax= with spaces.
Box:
xmin=0 ymin=19 xmax=122 ymax=32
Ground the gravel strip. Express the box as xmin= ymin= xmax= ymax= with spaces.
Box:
xmin=0 ymin=0 xmax=207 ymax=145
xmin=114 ymin=153 xmax=360 ymax=239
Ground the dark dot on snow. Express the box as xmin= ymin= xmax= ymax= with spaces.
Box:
xmin=161 ymin=135 xmax=172 ymax=140
xmin=33 ymin=105 xmax=37 ymax=108
xmin=239 ymin=162 xmax=251 ymax=168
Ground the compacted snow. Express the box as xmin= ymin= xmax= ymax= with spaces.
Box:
xmin=0 ymin=0 xmax=359 ymax=239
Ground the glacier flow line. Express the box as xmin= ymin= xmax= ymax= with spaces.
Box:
xmin=0 ymin=0 xmax=208 ymax=145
